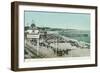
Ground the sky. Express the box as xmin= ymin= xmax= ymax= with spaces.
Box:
xmin=24 ymin=11 xmax=90 ymax=30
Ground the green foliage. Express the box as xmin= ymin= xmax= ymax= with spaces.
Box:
xmin=25 ymin=26 xmax=29 ymax=31
xmin=31 ymin=23 xmax=36 ymax=28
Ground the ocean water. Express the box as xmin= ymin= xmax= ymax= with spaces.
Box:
xmin=59 ymin=30 xmax=90 ymax=43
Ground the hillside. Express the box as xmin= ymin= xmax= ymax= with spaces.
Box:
xmin=24 ymin=30 xmax=90 ymax=59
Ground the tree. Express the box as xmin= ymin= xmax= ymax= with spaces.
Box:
xmin=31 ymin=20 xmax=36 ymax=28
xmin=25 ymin=26 xmax=29 ymax=31
xmin=31 ymin=23 xmax=36 ymax=28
